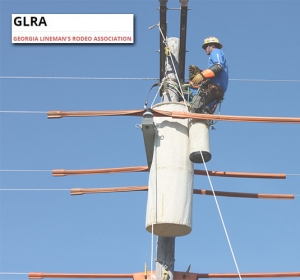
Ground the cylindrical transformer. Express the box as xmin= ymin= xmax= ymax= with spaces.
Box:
xmin=189 ymin=119 xmax=211 ymax=163
xmin=146 ymin=102 xmax=194 ymax=237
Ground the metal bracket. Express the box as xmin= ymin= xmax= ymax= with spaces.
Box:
xmin=183 ymin=264 xmax=191 ymax=279
xmin=141 ymin=109 xmax=156 ymax=169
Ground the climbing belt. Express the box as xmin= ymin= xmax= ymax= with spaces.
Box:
xmin=188 ymin=81 xmax=224 ymax=114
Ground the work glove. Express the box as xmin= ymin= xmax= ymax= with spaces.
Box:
xmin=188 ymin=65 xmax=202 ymax=75
xmin=188 ymin=65 xmax=202 ymax=80
xmin=192 ymin=73 xmax=204 ymax=84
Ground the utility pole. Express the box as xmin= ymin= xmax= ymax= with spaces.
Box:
xmin=147 ymin=2 xmax=192 ymax=280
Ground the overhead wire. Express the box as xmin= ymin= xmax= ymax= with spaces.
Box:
xmin=0 ymin=110 xmax=47 ymax=114
xmin=0 ymin=76 xmax=158 ymax=81
xmin=0 ymin=272 xmax=28 ymax=275
xmin=0 ymin=188 xmax=299 ymax=199
xmin=0 ymin=189 xmax=69 ymax=191
xmin=1 ymin=76 xmax=300 ymax=82
xmin=1 ymin=169 xmax=299 ymax=178
xmin=0 ymin=169 xmax=51 ymax=172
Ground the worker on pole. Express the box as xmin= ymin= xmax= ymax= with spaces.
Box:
xmin=188 ymin=36 xmax=229 ymax=114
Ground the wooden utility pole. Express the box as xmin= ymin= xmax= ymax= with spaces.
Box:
xmin=154 ymin=37 xmax=180 ymax=280
xmin=156 ymin=237 xmax=175 ymax=280
xmin=155 ymin=2 xmax=189 ymax=280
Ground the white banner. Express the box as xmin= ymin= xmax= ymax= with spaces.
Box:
xmin=12 ymin=14 xmax=134 ymax=44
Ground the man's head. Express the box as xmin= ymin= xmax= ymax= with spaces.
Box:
xmin=202 ymin=36 xmax=222 ymax=55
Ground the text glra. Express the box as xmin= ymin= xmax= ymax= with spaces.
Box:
xmin=14 ymin=16 xmax=47 ymax=26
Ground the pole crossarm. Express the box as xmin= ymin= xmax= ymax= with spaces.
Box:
xmin=47 ymin=109 xmax=300 ymax=124
xmin=70 ymin=186 xmax=294 ymax=200
xmin=28 ymin=271 xmax=300 ymax=279
xmin=52 ymin=166 xmax=286 ymax=179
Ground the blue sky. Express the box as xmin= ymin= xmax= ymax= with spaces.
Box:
xmin=0 ymin=0 xmax=300 ymax=280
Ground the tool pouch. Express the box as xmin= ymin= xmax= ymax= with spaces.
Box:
xmin=191 ymin=81 xmax=224 ymax=114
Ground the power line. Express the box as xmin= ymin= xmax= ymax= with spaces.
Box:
xmin=0 ymin=110 xmax=46 ymax=114
xmin=0 ymin=170 xmax=52 ymax=172
xmin=1 ymin=76 xmax=300 ymax=82
xmin=1 ymin=189 xmax=299 ymax=198
xmin=230 ymin=78 xmax=300 ymax=82
xmin=0 ymin=76 xmax=158 ymax=81
xmin=1 ymin=169 xmax=299 ymax=177
xmin=0 ymin=189 xmax=69 ymax=191
xmin=0 ymin=272 xmax=27 ymax=275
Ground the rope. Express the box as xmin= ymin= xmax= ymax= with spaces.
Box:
xmin=151 ymin=223 xmax=154 ymax=280
xmin=156 ymin=24 xmax=188 ymax=107
xmin=199 ymin=149 xmax=243 ymax=280
xmin=151 ymin=77 xmax=166 ymax=108
xmin=150 ymin=125 xmax=159 ymax=278
xmin=165 ymin=55 xmax=188 ymax=107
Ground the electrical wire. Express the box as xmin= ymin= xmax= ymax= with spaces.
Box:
xmin=0 ymin=76 xmax=158 ymax=80
xmin=1 ymin=76 xmax=300 ymax=82
xmin=1 ymin=169 xmax=300 ymax=177
xmin=230 ymin=78 xmax=300 ymax=82
xmin=0 ymin=189 xmax=69 ymax=191
xmin=0 ymin=111 xmax=46 ymax=114
xmin=0 ymin=170 xmax=51 ymax=172
xmin=0 ymin=272 xmax=27 ymax=275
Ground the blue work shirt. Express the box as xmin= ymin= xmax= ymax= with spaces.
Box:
xmin=208 ymin=48 xmax=229 ymax=93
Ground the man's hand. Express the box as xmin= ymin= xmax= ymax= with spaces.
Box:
xmin=188 ymin=65 xmax=201 ymax=75
xmin=192 ymin=73 xmax=204 ymax=84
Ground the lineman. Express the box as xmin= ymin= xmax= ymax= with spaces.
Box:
xmin=188 ymin=36 xmax=229 ymax=114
